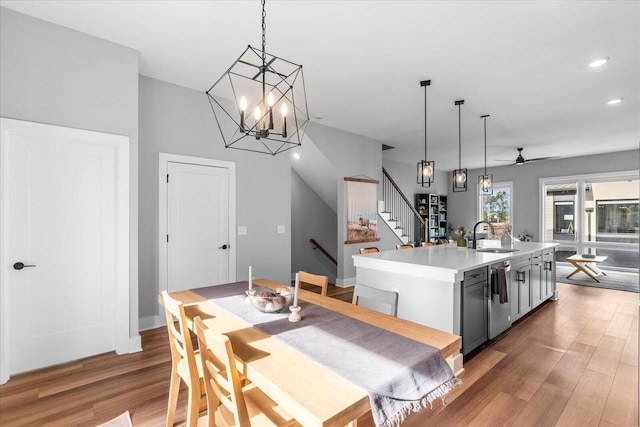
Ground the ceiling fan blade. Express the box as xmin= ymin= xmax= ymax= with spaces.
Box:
xmin=525 ymin=156 xmax=561 ymax=163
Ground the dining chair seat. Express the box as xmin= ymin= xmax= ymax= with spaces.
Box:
xmin=297 ymin=271 xmax=329 ymax=296
xmin=194 ymin=317 xmax=300 ymax=427
xmin=352 ymin=283 xmax=399 ymax=317
xmin=421 ymin=242 xmax=435 ymax=247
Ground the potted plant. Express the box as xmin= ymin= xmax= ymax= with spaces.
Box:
xmin=455 ymin=226 xmax=469 ymax=248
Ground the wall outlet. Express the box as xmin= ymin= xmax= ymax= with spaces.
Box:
xmin=277 ymin=225 xmax=285 ymax=234
xmin=237 ymin=226 xmax=247 ymax=236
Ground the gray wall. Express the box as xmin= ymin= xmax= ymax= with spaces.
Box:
xmin=291 ymin=170 xmax=337 ymax=282
xmin=447 ymin=149 xmax=640 ymax=241
xmin=0 ymin=8 xmax=140 ymax=336
xmin=139 ymin=76 xmax=291 ymax=322
xmin=304 ymin=122 xmax=384 ymax=284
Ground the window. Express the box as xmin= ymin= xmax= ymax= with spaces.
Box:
xmin=478 ymin=182 xmax=512 ymax=238
xmin=541 ymin=172 xmax=639 ymax=271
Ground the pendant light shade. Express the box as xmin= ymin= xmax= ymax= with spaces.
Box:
xmin=479 ymin=114 xmax=493 ymax=195
xmin=452 ymin=100 xmax=467 ymax=192
xmin=417 ymin=80 xmax=435 ymax=187
xmin=205 ymin=0 xmax=309 ymax=155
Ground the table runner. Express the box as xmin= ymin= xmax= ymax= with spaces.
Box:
xmin=194 ymin=282 xmax=460 ymax=427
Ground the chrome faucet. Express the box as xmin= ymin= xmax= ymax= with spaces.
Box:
xmin=472 ymin=221 xmax=495 ymax=249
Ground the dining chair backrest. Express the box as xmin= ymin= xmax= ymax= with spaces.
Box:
xmin=194 ymin=316 xmax=250 ymax=426
xmin=421 ymin=242 xmax=435 ymax=247
xmin=352 ymin=283 xmax=398 ymax=317
xmin=359 ymin=247 xmax=380 ymax=254
xmin=194 ymin=317 xmax=300 ymax=427
xmin=438 ymin=238 xmax=450 ymax=244
xmin=298 ymin=271 xmax=329 ymax=296
xmin=161 ymin=291 xmax=203 ymax=427
xmin=396 ymin=244 xmax=414 ymax=250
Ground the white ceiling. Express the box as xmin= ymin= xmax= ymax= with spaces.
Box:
xmin=2 ymin=0 xmax=638 ymax=170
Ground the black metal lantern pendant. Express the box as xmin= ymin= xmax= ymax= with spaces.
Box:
xmin=452 ymin=100 xmax=467 ymax=192
xmin=417 ymin=80 xmax=435 ymax=187
xmin=206 ymin=0 xmax=309 ymax=155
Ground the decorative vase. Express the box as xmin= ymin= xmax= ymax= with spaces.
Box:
xmin=457 ymin=237 xmax=467 ymax=248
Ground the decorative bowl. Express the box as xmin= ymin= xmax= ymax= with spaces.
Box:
xmin=246 ymin=287 xmax=293 ymax=313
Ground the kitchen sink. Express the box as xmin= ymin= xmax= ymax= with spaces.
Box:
xmin=475 ymin=248 xmax=520 ymax=253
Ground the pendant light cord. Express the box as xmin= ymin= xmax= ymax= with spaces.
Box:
xmin=484 ymin=116 xmax=487 ymax=175
xmin=458 ymin=103 xmax=462 ymax=169
xmin=424 ymin=85 xmax=427 ymax=160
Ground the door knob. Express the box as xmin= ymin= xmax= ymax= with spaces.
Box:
xmin=218 ymin=244 xmax=229 ymax=250
xmin=13 ymin=262 xmax=36 ymax=270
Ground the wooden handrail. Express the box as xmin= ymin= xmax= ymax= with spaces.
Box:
xmin=382 ymin=167 xmax=425 ymax=225
xmin=309 ymin=238 xmax=338 ymax=266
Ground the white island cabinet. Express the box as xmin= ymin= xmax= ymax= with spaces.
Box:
xmin=352 ymin=241 xmax=559 ymax=338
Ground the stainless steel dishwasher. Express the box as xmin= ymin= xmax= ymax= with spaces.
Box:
xmin=488 ymin=260 xmax=512 ymax=339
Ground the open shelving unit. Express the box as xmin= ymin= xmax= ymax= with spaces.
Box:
xmin=416 ymin=193 xmax=448 ymax=243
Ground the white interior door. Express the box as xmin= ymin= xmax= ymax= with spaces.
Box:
xmin=2 ymin=120 xmax=125 ymax=376
xmin=166 ymin=161 xmax=233 ymax=292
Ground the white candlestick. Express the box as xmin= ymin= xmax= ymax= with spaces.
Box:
xmin=249 ymin=266 xmax=252 ymax=290
xmin=293 ymin=273 xmax=299 ymax=307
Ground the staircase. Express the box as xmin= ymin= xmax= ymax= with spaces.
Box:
xmin=379 ymin=167 xmax=425 ymax=245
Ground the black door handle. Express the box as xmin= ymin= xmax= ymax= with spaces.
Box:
xmin=218 ymin=244 xmax=229 ymax=250
xmin=13 ymin=262 xmax=36 ymax=270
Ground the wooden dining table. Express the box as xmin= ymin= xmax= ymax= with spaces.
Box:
xmin=164 ymin=278 xmax=461 ymax=427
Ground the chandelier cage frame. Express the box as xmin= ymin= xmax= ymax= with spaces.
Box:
xmin=479 ymin=114 xmax=493 ymax=195
xmin=452 ymin=99 xmax=467 ymax=192
xmin=205 ymin=1 xmax=309 ymax=156
xmin=417 ymin=79 xmax=435 ymax=187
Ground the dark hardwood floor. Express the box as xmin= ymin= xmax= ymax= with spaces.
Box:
xmin=0 ymin=282 xmax=637 ymax=426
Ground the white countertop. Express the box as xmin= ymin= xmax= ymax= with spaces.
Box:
xmin=352 ymin=241 xmax=559 ymax=282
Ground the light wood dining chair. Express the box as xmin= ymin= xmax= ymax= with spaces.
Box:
xmin=359 ymin=247 xmax=380 ymax=254
xmin=161 ymin=291 xmax=205 ymax=427
xmin=438 ymin=238 xmax=450 ymax=244
xmin=297 ymin=271 xmax=329 ymax=296
xmin=352 ymin=283 xmax=399 ymax=317
xmin=396 ymin=243 xmax=414 ymax=250
xmin=194 ymin=317 xmax=300 ymax=427
xmin=421 ymin=242 xmax=435 ymax=247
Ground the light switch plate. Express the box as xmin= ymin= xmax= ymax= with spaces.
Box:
xmin=238 ymin=226 xmax=247 ymax=236
xmin=277 ymin=225 xmax=285 ymax=234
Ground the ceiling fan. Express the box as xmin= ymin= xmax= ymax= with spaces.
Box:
xmin=499 ymin=147 xmax=559 ymax=166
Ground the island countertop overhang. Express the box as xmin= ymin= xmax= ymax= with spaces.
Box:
xmin=352 ymin=242 xmax=559 ymax=282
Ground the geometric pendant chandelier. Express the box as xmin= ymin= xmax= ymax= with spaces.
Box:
xmin=478 ymin=114 xmax=493 ymax=195
xmin=205 ymin=0 xmax=309 ymax=155
xmin=417 ymin=79 xmax=435 ymax=187
xmin=452 ymin=99 xmax=467 ymax=192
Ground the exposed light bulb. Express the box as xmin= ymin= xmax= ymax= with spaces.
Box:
xmin=253 ymin=106 xmax=261 ymax=121
xmin=423 ymin=163 xmax=433 ymax=177
xmin=456 ymin=171 xmax=466 ymax=183
xmin=281 ymin=103 xmax=288 ymax=116
xmin=239 ymin=96 xmax=248 ymax=112
xmin=267 ymin=92 xmax=275 ymax=107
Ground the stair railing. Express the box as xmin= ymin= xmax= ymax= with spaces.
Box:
xmin=382 ymin=167 xmax=425 ymax=243
xmin=309 ymin=238 xmax=337 ymax=266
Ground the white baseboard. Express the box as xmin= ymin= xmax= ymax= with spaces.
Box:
xmin=139 ymin=314 xmax=165 ymax=332
xmin=117 ymin=334 xmax=142 ymax=354
xmin=335 ymin=277 xmax=356 ymax=288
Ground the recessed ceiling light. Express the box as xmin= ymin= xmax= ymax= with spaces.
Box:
xmin=292 ymin=152 xmax=301 ymax=160
xmin=588 ymin=57 xmax=609 ymax=68
xmin=314 ymin=115 xmax=323 ymax=120
xmin=607 ymin=98 xmax=623 ymax=105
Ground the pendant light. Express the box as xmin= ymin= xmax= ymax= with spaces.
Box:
xmin=452 ymin=100 xmax=467 ymax=192
xmin=479 ymin=114 xmax=493 ymax=195
xmin=205 ymin=0 xmax=309 ymax=156
xmin=417 ymin=80 xmax=434 ymax=187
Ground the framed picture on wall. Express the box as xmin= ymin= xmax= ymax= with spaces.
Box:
xmin=345 ymin=177 xmax=380 ymax=244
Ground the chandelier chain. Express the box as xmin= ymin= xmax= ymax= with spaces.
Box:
xmin=261 ymin=0 xmax=267 ymax=65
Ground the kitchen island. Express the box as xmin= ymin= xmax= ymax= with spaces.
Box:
xmin=352 ymin=241 xmax=558 ymax=361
